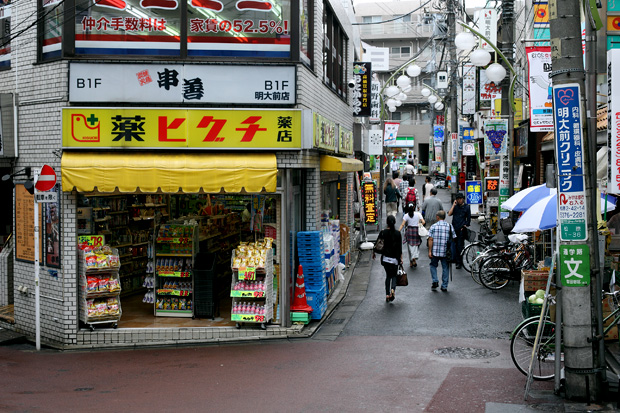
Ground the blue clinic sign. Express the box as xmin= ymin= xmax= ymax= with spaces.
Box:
xmin=465 ymin=180 xmax=483 ymax=204
xmin=553 ymin=83 xmax=587 ymax=241
xmin=433 ymin=125 xmax=445 ymax=144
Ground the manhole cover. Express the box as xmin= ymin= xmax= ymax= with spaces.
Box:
xmin=433 ymin=347 xmax=500 ymax=359
xmin=326 ymin=318 xmax=345 ymax=325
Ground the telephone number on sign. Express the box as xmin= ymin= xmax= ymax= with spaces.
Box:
xmin=559 ymin=212 xmax=585 ymax=219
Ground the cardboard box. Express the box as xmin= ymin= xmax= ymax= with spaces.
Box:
xmin=522 ymin=270 xmax=550 ymax=291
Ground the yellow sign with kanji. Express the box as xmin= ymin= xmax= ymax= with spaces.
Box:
xmin=62 ymin=108 xmax=301 ymax=149
xmin=362 ymin=180 xmax=378 ymax=225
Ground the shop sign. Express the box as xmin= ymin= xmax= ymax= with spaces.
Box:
xmin=339 ymin=127 xmax=353 ymax=155
xmin=479 ymin=70 xmax=501 ymax=110
xmin=15 ymin=184 xmax=43 ymax=263
xmin=462 ymin=63 xmax=476 ymax=115
xmin=450 ymin=132 xmax=458 ymax=161
xmin=553 ymin=83 xmax=587 ymax=241
xmin=483 ymin=119 xmax=508 ymax=156
xmin=433 ymin=125 xmax=444 ymax=144
xmin=384 ymin=136 xmax=414 ymax=148
xmin=463 ymin=142 xmax=476 ymax=156
xmin=383 ymin=122 xmax=399 ymax=146
xmin=362 ymin=181 xmax=378 ymax=225
xmin=434 ymin=146 xmax=442 ymax=162
xmin=527 ymin=47 xmax=554 ymax=132
xmin=352 ymin=62 xmax=372 ymax=117
xmin=314 ymin=113 xmax=336 ymax=151
xmin=560 ymin=244 xmax=590 ymax=286
xmin=78 ymin=235 xmax=106 ymax=249
xmin=499 ymin=155 xmax=510 ymax=218
xmin=69 ymin=63 xmax=296 ymax=105
xmin=368 ymin=130 xmax=383 ymax=155
xmin=369 ymin=80 xmax=381 ymax=123
xmin=475 ymin=8 xmax=497 ymax=52
xmin=62 ymin=108 xmax=301 ymax=150
xmin=466 ymin=180 xmax=483 ymax=205
xmin=608 ymin=49 xmax=620 ymax=194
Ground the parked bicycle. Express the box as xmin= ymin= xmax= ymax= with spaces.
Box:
xmin=477 ymin=234 xmax=535 ymax=290
xmin=460 ymin=215 xmax=497 ymax=273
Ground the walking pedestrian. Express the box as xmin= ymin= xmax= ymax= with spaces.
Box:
xmin=422 ymin=176 xmax=434 ymax=202
xmin=447 ymin=193 xmax=471 ymax=269
xmin=428 ymin=211 xmax=456 ymax=292
xmin=399 ymin=202 xmax=425 ymax=267
xmin=421 ymin=187 xmax=443 ymax=229
xmin=383 ymin=177 xmax=400 ymax=217
xmin=393 ymin=171 xmax=403 ymax=212
xmin=372 ymin=215 xmax=403 ymax=302
xmin=403 ymin=161 xmax=415 ymax=183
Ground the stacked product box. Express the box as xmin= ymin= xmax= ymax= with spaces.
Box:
xmin=297 ymin=231 xmax=327 ymax=320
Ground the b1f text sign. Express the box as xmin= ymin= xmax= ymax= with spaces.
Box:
xmin=553 ymin=83 xmax=587 ymax=241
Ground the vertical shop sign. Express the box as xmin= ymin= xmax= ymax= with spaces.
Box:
xmin=483 ymin=119 xmax=508 ymax=156
xmin=362 ymin=181 xmax=378 ymax=225
xmin=608 ymin=49 xmax=620 ymax=194
xmin=383 ymin=122 xmax=399 ymax=146
xmin=352 ymin=62 xmax=371 ymax=117
xmin=553 ymin=83 xmax=587 ymax=241
xmin=338 ymin=127 xmax=353 ymax=155
xmin=527 ymin=47 xmax=554 ymax=132
xmin=15 ymin=184 xmax=43 ymax=263
xmin=45 ymin=184 xmax=61 ymax=268
xmin=369 ymin=80 xmax=381 ymax=123
xmin=314 ymin=113 xmax=337 ymax=151
xmin=433 ymin=125 xmax=445 ymax=145
xmin=465 ymin=180 xmax=483 ymax=204
xmin=499 ymin=155 xmax=510 ymax=218
xmin=434 ymin=146 xmax=443 ymax=162
xmin=462 ymin=63 xmax=477 ymax=114
xmin=368 ymin=130 xmax=383 ymax=155
xmin=560 ymin=244 xmax=590 ymax=286
xmin=475 ymin=9 xmax=497 ymax=51
xmin=450 ymin=132 xmax=458 ymax=162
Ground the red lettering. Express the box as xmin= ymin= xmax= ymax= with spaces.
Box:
xmin=158 ymin=117 xmax=186 ymax=142
xmin=197 ymin=116 xmax=227 ymax=142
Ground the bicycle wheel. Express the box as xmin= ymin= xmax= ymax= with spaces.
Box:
xmin=478 ymin=256 xmax=511 ymax=290
xmin=510 ymin=318 xmax=558 ymax=380
xmin=462 ymin=242 xmax=484 ymax=273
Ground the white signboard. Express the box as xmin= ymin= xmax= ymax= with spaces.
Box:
xmin=362 ymin=44 xmax=390 ymax=72
xmin=383 ymin=122 xmax=400 ymax=146
xmin=368 ymin=130 xmax=383 ymax=155
xmin=527 ymin=47 xmax=553 ymax=132
xmin=609 ymin=49 xmax=620 ymax=194
xmin=34 ymin=192 xmax=57 ymax=203
xmin=463 ymin=141 xmax=476 ymax=156
xmin=69 ymin=63 xmax=296 ymax=105
xmin=369 ymin=80 xmax=381 ymax=123
xmin=475 ymin=9 xmax=497 ymax=52
xmin=462 ymin=63 xmax=476 ymax=115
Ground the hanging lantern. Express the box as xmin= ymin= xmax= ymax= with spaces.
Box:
xmin=470 ymin=49 xmax=492 ymax=67
xmin=397 ymin=92 xmax=407 ymax=101
xmin=434 ymin=101 xmax=444 ymax=110
xmin=421 ymin=87 xmax=431 ymax=97
xmin=428 ymin=95 xmax=438 ymax=104
xmin=386 ymin=98 xmax=397 ymax=107
xmin=396 ymin=75 xmax=411 ymax=89
xmin=486 ymin=63 xmax=507 ymax=83
xmin=388 ymin=106 xmax=396 ymax=112
xmin=455 ymin=32 xmax=477 ymax=51
xmin=402 ymin=85 xmax=412 ymax=93
xmin=406 ymin=64 xmax=422 ymax=77
xmin=394 ymin=99 xmax=403 ymax=107
xmin=385 ymin=85 xmax=400 ymax=98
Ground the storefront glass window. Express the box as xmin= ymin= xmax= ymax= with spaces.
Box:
xmin=41 ymin=0 xmax=62 ymax=61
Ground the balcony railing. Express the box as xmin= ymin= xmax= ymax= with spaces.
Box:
xmin=359 ymin=22 xmax=433 ymax=37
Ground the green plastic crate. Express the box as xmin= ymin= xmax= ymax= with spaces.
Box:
xmin=290 ymin=312 xmax=311 ymax=324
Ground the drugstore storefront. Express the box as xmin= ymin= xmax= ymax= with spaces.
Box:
xmin=61 ymin=106 xmax=305 ymax=346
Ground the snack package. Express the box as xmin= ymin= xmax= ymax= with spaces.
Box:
xmin=171 ymin=298 xmax=178 ymax=311
xmin=179 ymin=298 xmax=187 ymax=310
xmin=108 ymin=255 xmax=120 ymax=268
xmin=163 ymin=298 xmax=171 ymax=310
xmin=86 ymin=276 xmax=99 ymax=293
xmin=85 ymin=252 xmax=97 ymax=269
xmin=100 ymin=245 xmax=113 ymax=255
xmin=87 ymin=299 xmax=96 ymax=317
xmin=95 ymin=300 xmax=108 ymax=317
xmin=156 ymin=299 xmax=163 ymax=309
xmin=98 ymin=277 xmax=109 ymax=292
xmin=108 ymin=278 xmax=121 ymax=292
xmin=106 ymin=297 xmax=120 ymax=315
xmin=96 ymin=254 xmax=109 ymax=268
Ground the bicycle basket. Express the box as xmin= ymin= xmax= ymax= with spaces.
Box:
xmin=500 ymin=217 xmax=514 ymax=234
xmin=466 ymin=228 xmax=477 ymax=243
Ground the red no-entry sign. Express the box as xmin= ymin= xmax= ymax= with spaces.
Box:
xmin=35 ymin=165 xmax=57 ymax=192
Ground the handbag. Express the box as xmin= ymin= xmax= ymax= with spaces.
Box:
xmin=418 ymin=223 xmax=429 ymax=237
xmin=396 ymin=264 xmax=408 ymax=286
xmin=374 ymin=231 xmax=385 ymax=253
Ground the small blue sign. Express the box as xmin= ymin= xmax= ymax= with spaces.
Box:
xmin=465 ymin=180 xmax=483 ymax=205
xmin=433 ymin=125 xmax=445 ymax=144
xmin=553 ymin=84 xmax=584 ymax=193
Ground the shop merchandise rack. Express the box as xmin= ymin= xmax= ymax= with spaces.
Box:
xmin=297 ymin=231 xmax=327 ymax=320
xmin=230 ymin=248 xmax=274 ymax=329
xmin=154 ymin=222 xmax=198 ymax=318
xmin=78 ymin=248 xmax=122 ymax=330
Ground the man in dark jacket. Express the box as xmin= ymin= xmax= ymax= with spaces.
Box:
xmin=447 ymin=193 xmax=471 ymax=269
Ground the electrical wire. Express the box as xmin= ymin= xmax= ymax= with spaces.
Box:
xmin=353 ymin=0 xmax=434 ymax=25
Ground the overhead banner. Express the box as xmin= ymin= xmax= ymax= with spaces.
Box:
xmin=383 ymin=122 xmax=400 ymax=146
xmin=352 ymin=62 xmax=371 ymax=117
xmin=483 ymin=119 xmax=508 ymax=156
xmin=526 ymin=47 xmax=553 ymax=132
xmin=462 ymin=63 xmax=476 ymax=114
xmin=69 ymin=63 xmax=296 ymax=105
xmin=62 ymin=107 xmax=301 ymax=150
xmin=608 ymin=49 xmax=620 ymax=194
xmin=474 ymin=9 xmax=498 ymax=52
xmin=553 ymin=83 xmax=587 ymax=241
xmin=369 ymin=80 xmax=381 ymax=123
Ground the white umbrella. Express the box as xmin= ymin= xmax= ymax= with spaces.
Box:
xmin=501 ymin=185 xmax=556 ymax=212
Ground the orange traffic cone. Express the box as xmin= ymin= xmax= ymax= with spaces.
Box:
xmin=290 ymin=265 xmax=313 ymax=313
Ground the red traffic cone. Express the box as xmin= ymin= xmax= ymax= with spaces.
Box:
xmin=290 ymin=265 xmax=313 ymax=313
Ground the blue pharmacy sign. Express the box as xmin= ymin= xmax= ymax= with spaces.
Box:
xmin=465 ymin=180 xmax=483 ymax=205
xmin=433 ymin=125 xmax=445 ymax=144
xmin=553 ymin=83 xmax=587 ymax=241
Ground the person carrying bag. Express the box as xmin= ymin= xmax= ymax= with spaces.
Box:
xmin=373 ymin=215 xmax=403 ymax=302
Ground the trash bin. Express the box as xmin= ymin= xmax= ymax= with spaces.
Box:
xmin=193 ymin=253 xmax=216 ymax=319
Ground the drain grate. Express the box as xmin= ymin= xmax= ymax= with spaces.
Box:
xmin=433 ymin=347 xmax=500 ymax=359
xmin=326 ymin=318 xmax=345 ymax=325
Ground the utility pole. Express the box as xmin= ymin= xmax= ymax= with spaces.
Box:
xmin=447 ymin=0 xmax=458 ymax=200
xmin=549 ymin=0 xmax=601 ymax=400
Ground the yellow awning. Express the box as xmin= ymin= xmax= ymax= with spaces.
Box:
xmin=61 ymin=152 xmax=277 ymax=193
xmin=320 ymin=155 xmax=363 ymax=172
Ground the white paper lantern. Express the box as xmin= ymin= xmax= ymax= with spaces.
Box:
xmin=386 ymin=98 xmax=397 ymax=107
xmin=406 ymin=64 xmax=422 ymax=77
xmin=455 ymin=32 xmax=477 ymax=51
xmin=402 ymin=85 xmax=412 ymax=93
xmin=396 ymin=75 xmax=411 ymax=88
xmin=394 ymin=99 xmax=403 ymax=107
xmin=397 ymin=92 xmax=407 ymax=101
xmin=434 ymin=101 xmax=444 ymax=110
xmin=388 ymin=106 xmax=396 ymax=112
xmin=428 ymin=95 xmax=438 ymax=104
xmin=486 ymin=63 xmax=507 ymax=83
xmin=470 ymin=49 xmax=492 ymax=67
xmin=385 ymin=85 xmax=400 ymax=98
xmin=421 ymin=87 xmax=431 ymax=97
